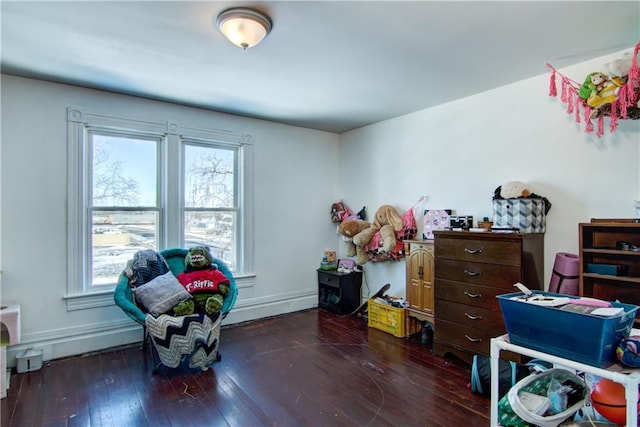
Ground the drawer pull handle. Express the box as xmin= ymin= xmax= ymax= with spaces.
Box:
xmin=465 ymin=335 xmax=482 ymax=343
xmin=464 ymin=269 xmax=480 ymax=276
xmin=464 ymin=291 xmax=482 ymax=298
xmin=464 ymin=312 xmax=482 ymax=320
xmin=464 ymin=248 xmax=483 ymax=254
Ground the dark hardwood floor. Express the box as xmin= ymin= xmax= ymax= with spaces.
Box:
xmin=1 ymin=309 xmax=490 ymax=427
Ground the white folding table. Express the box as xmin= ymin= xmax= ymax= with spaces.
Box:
xmin=490 ymin=334 xmax=640 ymax=426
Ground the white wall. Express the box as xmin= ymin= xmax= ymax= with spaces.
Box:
xmin=338 ymin=52 xmax=640 ymax=298
xmin=2 ymin=49 xmax=639 ymax=363
xmin=0 ymin=75 xmax=340 ymax=362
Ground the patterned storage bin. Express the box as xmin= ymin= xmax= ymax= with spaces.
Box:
xmin=493 ymin=198 xmax=546 ymax=233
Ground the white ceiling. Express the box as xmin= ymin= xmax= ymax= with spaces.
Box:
xmin=2 ymin=1 xmax=639 ymax=133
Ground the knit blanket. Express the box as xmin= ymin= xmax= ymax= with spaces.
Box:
xmin=145 ymin=312 xmax=221 ymax=370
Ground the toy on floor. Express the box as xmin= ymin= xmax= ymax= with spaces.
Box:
xmin=591 ymin=378 xmax=640 ymax=425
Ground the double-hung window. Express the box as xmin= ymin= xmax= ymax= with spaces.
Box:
xmin=66 ymin=108 xmax=253 ymax=310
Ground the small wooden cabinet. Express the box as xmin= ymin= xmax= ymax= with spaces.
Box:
xmin=317 ymin=269 xmax=362 ymax=315
xmin=579 ymin=219 xmax=640 ymax=323
xmin=433 ymin=230 xmax=544 ymax=363
xmin=404 ymin=240 xmax=435 ymax=323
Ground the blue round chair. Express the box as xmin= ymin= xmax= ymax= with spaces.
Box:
xmin=113 ymin=248 xmax=237 ymax=371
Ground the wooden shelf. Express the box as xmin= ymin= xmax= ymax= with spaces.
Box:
xmin=582 ymin=273 xmax=640 ymax=285
xmin=583 ymin=248 xmax=640 ymax=256
xmin=579 ymin=220 xmax=640 ymax=309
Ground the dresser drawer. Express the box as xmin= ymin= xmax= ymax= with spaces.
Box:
xmin=408 ymin=241 xmax=433 ymax=252
xmin=434 ymin=319 xmax=503 ymax=355
xmin=435 ymin=258 xmax=521 ymax=288
xmin=435 ymin=279 xmax=505 ymax=311
xmin=435 ymin=237 xmax=521 ymax=265
xmin=436 ymin=299 xmax=505 ymax=332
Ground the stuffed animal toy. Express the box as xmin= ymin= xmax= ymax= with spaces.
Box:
xmin=498 ymin=181 xmax=530 ymax=199
xmin=493 ymin=182 xmax=553 ymax=215
xmin=353 ymin=205 xmax=403 ymax=264
xmin=604 ymin=50 xmax=640 ymax=80
xmin=373 ymin=205 xmax=404 ymax=252
xmin=338 ymin=219 xmax=371 ymax=260
xmin=172 ymin=297 xmax=195 ymax=316
xmin=176 ymin=246 xmax=230 ymax=316
xmin=587 ymin=80 xmax=620 ymax=110
xmin=578 ymin=72 xmax=609 ymax=100
xmin=578 ymin=71 xmax=621 ymax=110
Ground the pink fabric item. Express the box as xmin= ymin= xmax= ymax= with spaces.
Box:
xmin=596 ymin=115 xmax=605 ymax=137
xmin=585 ymin=121 xmax=594 ymax=133
xmin=548 ymin=253 xmax=579 ymax=295
xmin=548 ymin=68 xmax=557 ymax=97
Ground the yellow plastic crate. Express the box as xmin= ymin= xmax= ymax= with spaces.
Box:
xmin=368 ymin=296 xmax=420 ymax=338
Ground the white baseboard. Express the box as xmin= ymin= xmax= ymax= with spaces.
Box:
xmin=5 ymin=291 xmax=317 ymax=367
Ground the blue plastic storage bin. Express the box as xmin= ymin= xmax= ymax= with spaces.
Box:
xmin=497 ymin=291 xmax=639 ymax=367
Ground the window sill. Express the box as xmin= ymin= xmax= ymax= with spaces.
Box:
xmin=65 ymin=290 xmax=115 ymax=311
xmin=234 ymin=273 xmax=256 ymax=289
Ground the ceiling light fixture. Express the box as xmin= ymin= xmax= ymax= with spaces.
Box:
xmin=216 ymin=8 xmax=272 ymax=50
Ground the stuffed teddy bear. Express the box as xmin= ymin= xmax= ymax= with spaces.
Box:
xmin=353 ymin=205 xmax=403 ymax=264
xmin=338 ymin=219 xmax=371 ymax=260
xmin=175 ymin=246 xmax=230 ymax=316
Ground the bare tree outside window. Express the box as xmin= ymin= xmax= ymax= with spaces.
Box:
xmin=90 ymin=134 xmax=158 ymax=286
xmin=186 ymin=150 xmax=234 ymax=208
xmin=93 ymin=145 xmax=140 ymax=206
xmin=184 ymin=145 xmax=237 ymax=269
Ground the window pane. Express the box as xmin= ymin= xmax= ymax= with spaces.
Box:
xmin=184 ymin=211 xmax=235 ymax=270
xmin=92 ymin=134 xmax=157 ymax=207
xmin=91 ymin=210 xmax=159 ymax=286
xmin=184 ymin=145 xmax=235 ymax=208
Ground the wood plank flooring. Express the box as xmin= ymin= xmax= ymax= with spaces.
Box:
xmin=1 ymin=309 xmax=490 ymax=427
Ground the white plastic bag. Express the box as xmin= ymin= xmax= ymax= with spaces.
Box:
xmin=507 ymin=369 xmax=588 ymax=427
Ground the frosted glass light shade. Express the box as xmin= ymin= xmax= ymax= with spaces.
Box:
xmin=217 ymin=8 xmax=272 ymax=50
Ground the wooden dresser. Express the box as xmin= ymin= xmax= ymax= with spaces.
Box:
xmin=433 ymin=230 xmax=544 ymax=363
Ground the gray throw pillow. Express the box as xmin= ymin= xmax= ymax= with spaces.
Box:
xmin=133 ymin=271 xmax=192 ymax=316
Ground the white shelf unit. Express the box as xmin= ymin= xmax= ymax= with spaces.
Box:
xmin=490 ymin=335 xmax=640 ymax=427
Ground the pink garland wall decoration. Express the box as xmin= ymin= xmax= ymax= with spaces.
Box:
xmin=546 ymin=40 xmax=640 ymax=137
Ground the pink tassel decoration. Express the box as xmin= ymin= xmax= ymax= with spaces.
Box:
xmin=626 ymin=43 xmax=640 ymax=91
xmin=610 ymin=115 xmax=619 ymax=133
xmin=560 ymin=79 xmax=569 ymax=103
xmin=585 ymin=120 xmax=594 ymax=133
xmin=547 ymin=41 xmax=639 ymax=138
xmin=596 ymin=115 xmax=605 ymax=137
xmin=567 ymin=90 xmax=574 ymax=114
xmin=549 ymin=69 xmax=557 ymax=97
xmin=584 ymin=107 xmax=594 ymax=133
xmin=618 ymin=86 xmax=630 ymax=118
xmin=610 ymin=102 xmax=619 ymax=132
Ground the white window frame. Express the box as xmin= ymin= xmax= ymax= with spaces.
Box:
xmin=65 ymin=107 xmax=254 ymax=311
